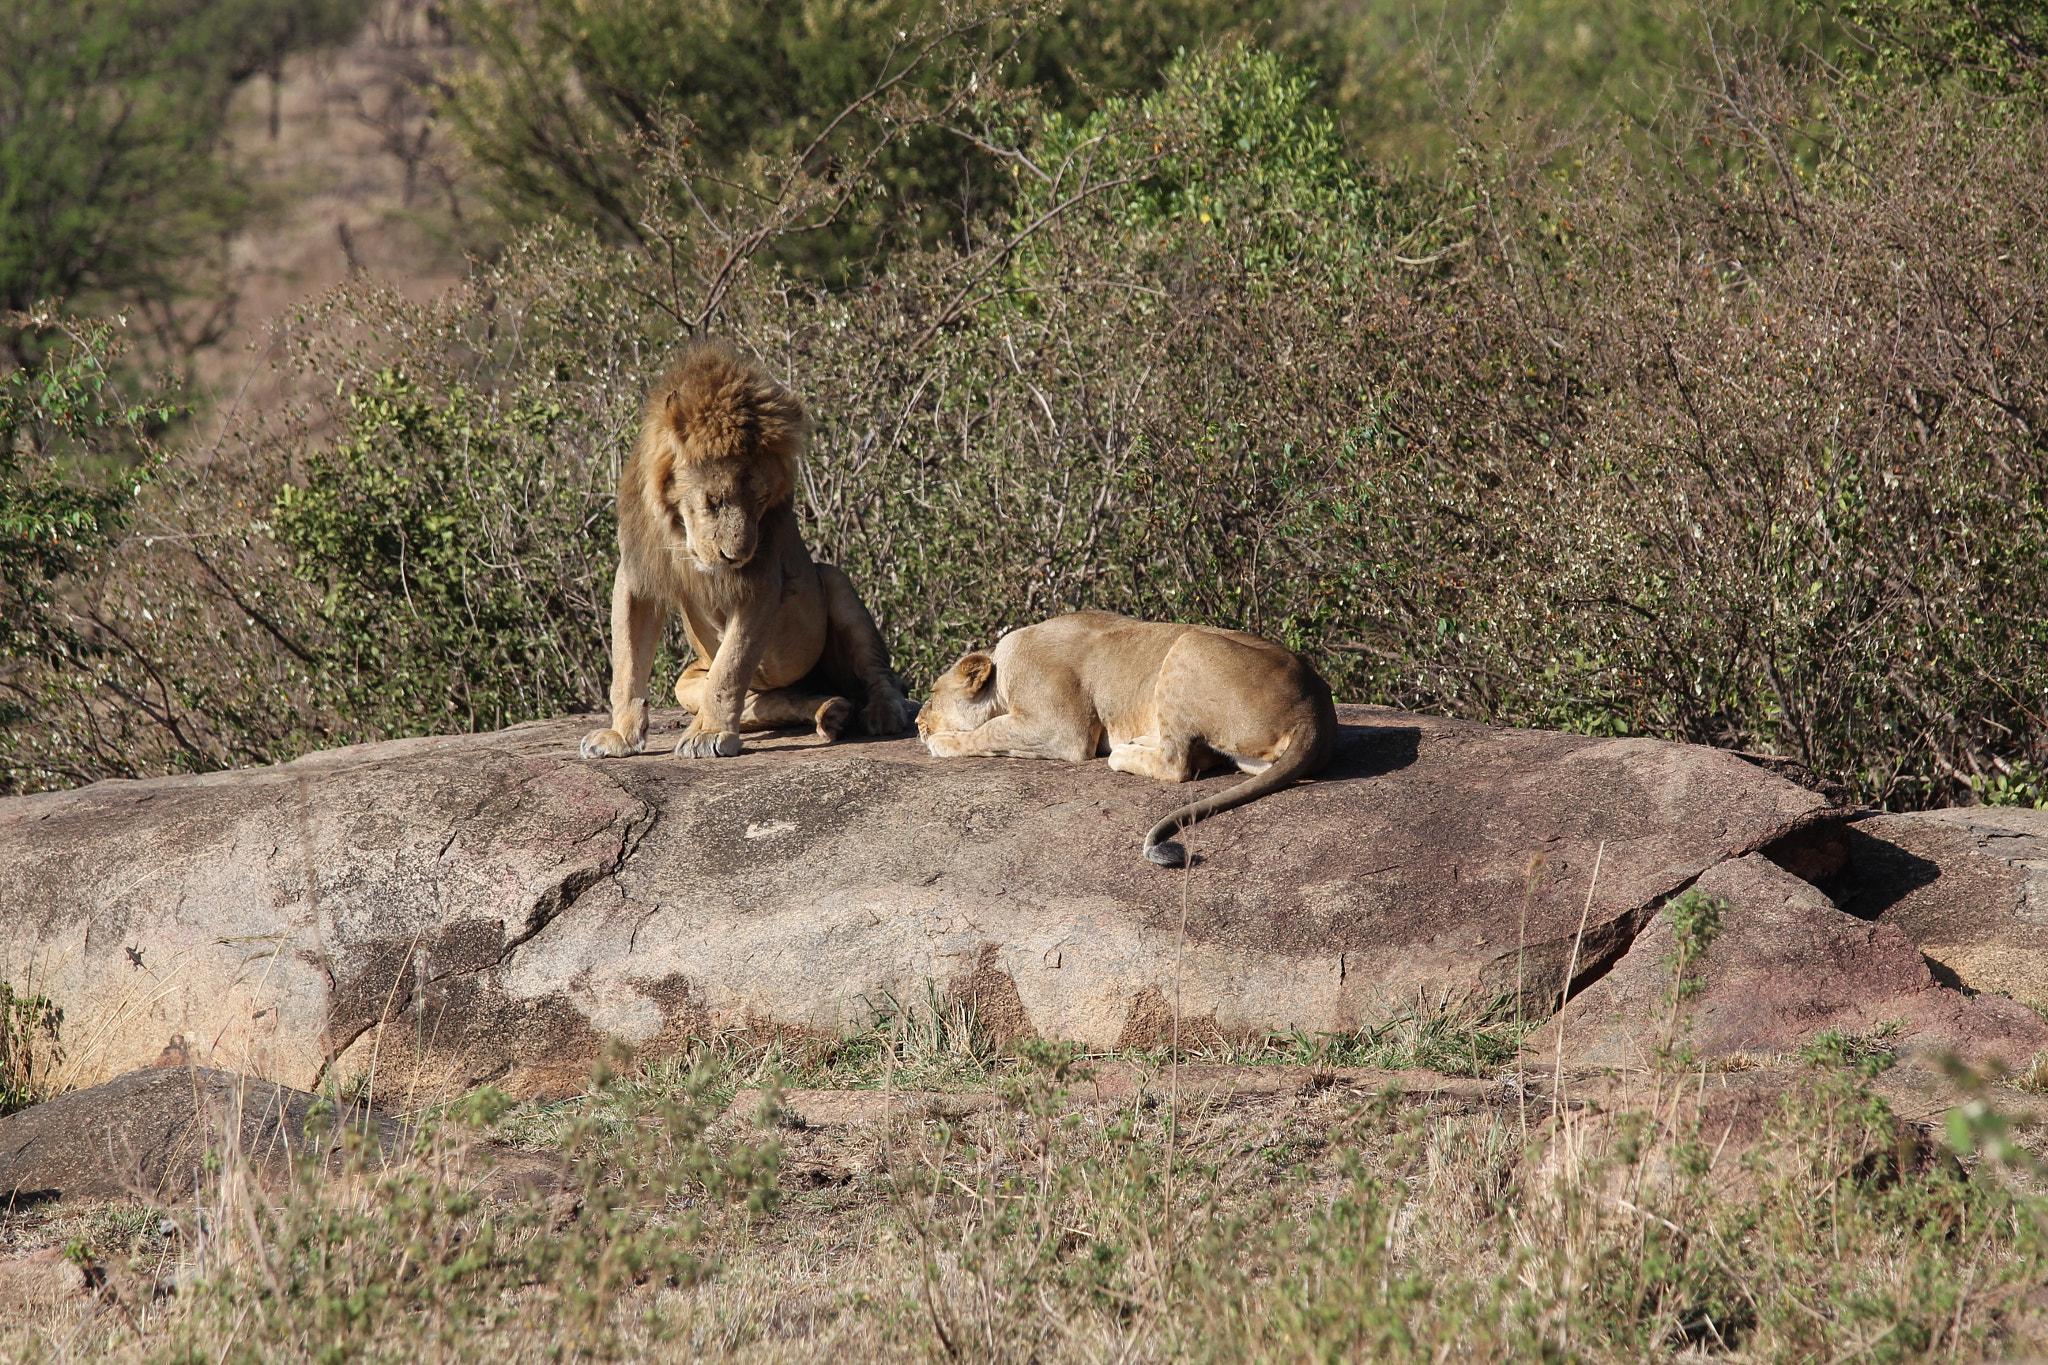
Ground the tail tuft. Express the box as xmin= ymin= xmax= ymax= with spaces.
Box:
xmin=1144 ymin=839 xmax=1187 ymax=868
xmin=1134 ymin=686 xmax=1337 ymax=868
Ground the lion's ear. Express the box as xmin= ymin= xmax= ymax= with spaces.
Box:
xmin=957 ymin=653 xmax=996 ymax=693
xmin=645 ymin=441 xmax=676 ymax=507
xmin=663 ymin=387 xmax=686 ymax=433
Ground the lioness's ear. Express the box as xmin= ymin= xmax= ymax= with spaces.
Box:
xmin=957 ymin=653 xmax=995 ymax=693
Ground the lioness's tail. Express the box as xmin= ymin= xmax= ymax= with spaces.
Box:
xmin=1142 ymin=689 xmax=1339 ymax=868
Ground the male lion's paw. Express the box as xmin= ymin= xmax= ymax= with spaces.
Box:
xmin=862 ymin=694 xmax=917 ymax=737
xmin=579 ymin=728 xmax=640 ymax=759
xmin=814 ymin=697 xmax=855 ymax=741
xmin=675 ymin=730 xmax=744 ymax=758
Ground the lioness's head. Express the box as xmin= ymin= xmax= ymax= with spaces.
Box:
xmin=642 ymin=341 xmax=805 ymax=573
xmin=918 ymin=652 xmax=1002 ymax=744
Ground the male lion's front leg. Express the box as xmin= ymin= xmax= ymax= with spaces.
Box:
xmin=580 ymin=571 xmax=666 ymax=758
xmin=819 ymin=564 xmax=915 ymax=735
xmin=674 ymin=588 xmax=778 ymax=759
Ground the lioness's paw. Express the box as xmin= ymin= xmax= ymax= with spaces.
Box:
xmin=579 ymin=728 xmax=641 ymax=759
xmin=921 ymin=731 xmax=969 ymax=758
xmin=675 ymin=730 xmax=744 ymax=758
xmin=815 ymin=697 xmax=854 ymax=741
xmin=862 ymin=695 xmax=917 ymax=736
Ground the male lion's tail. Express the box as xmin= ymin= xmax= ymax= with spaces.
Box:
xmin=1142 ymin=688 xmax=1339 ymax=868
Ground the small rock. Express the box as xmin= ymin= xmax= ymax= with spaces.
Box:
xmin=782 ymin=1163 xmax=854 ymax=1189
xmin=728 ymin=1089 xmax=1000 ymax=1129
xmin=0 ymin=1246 xmax=90 ymax=1310
xmin=1835 ymin=807 xmax=2048 ymax=1000
xmin=723 ymin=1066 xmax=1500 ymax=1130
xmin=454 ymin=1141 xmax=569 ymax=1202
xmin=0 ymin=1067 xmax=403 ymax=1204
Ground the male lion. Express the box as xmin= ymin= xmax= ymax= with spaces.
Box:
xmin=917 ymin=611 xmax=1337 ymax=866
xmin=579 ymin=341 xmax=914 ymax=760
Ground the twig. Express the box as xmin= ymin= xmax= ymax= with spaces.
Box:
xmin=1551 ymin=841 xmax=1605 ymax=1060
xmin=1167 ymin=825 xmax=1192 ymax=1269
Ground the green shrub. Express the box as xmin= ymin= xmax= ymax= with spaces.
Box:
xmin=0 ymin=0 xmax=369 ymax=371
xmin=0 ymin=314 xmax=169 ymax=775
xmin=269 ymin=370 xmax=610 ymax=736
xmin=6 ymin=33 xmax=2047 ymax=811
xmin=1826 ymin=0 xmax=2048 ymax=109
xmin=440 ymin=0 xmax=1284 ymax=278
xmin=0 ymin=980 xmax=60 ymax=1116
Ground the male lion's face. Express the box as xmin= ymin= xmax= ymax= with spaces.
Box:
xmin=669 ymin=461 xmax=765 ymax=572
xmin=917 ymin=652 xmax=1001 ymax=746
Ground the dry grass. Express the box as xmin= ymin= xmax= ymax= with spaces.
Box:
xmin=3 ymin=1023 xmax=2046 ymax=1363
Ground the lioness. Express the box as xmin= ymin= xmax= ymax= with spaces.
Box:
xmin=917 ymin=611 xmax=1337 ymax=866
xmin=579 ymin=341 xmax=915 ymax=760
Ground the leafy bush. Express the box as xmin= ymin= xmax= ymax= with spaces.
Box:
xmin=1290 ymin=0 xmax=1834 ymax=168
xmin=5 ymin=29 xmax=2047 ymax=810
xmin=269 ymin=371 xmax=607 ymax=737
xmin=1827 ymin=0 xmax=2048 ymax=108
xmin=441 ymin=0 xmax=1283 ymax=278
xmin=0 ymin=315 xmax=167 ymax=749
xmin=0 ymin=980 xmax=60 ymax=1116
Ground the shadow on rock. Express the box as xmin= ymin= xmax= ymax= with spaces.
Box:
xmin=1323 ymin=722 xmax=1422 ymax=783
xmin=1831 ymin=823 xmax=1944 ymax=922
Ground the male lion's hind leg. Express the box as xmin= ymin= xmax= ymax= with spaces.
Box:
xmin=818 ymin=564 xmax=915 ymax=735
xmin=741 ymin=687 xmax=854 ymax=740
xmin=673 ymin=663 xmax=705 ymax=709
xmin=675 ymin=667 xmax=853 ymax=740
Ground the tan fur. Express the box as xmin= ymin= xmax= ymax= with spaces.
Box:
xmin=917 ymin=611 xmax=1337 ymax=866
xmin=579 ymin=340 xmax=914 ymax=761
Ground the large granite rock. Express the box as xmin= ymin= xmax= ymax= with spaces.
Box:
xmin=1528 ymin=853 xmax=2048 ymax=1068
xmin=1833 ymin=807 xmax=2048 ymax=1001
xmin=0 ymin=705 xmax=2022 ymax=1097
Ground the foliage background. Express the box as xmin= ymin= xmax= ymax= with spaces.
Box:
xmin=2 ymin=0 xmax=2045 ymax=811
xmin=0 ymin=0 xmax=371 ymax=373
